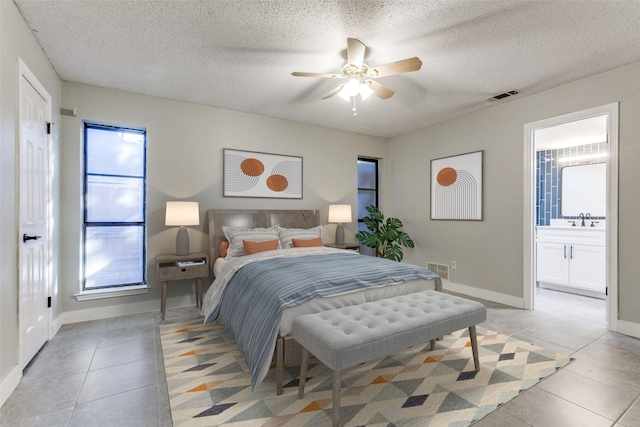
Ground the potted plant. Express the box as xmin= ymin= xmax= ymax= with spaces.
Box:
xmin=355 ymin=205 xmax=414 ymax=262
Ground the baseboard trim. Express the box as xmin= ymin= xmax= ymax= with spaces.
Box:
xmin=442 ymin=281 xmax=524 ymax=308
xmin=0 ymin=364 xmax=22 ymax=408
xmin=59 ymin=300 xmax=162 ymax=325
xmin=616 ymin=320 xmax=640 ymax=339
xmin=52 ymin=314 xmax=63 ymax=337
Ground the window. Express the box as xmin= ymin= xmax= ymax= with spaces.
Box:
xmin=83 ymin=123 xmax=146 ymax=290
xmin=357 ymin=158 xmax=378 ymax=256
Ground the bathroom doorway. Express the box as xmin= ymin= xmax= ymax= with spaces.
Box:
xmin=523 ymin=103 xmax=618 ymax=331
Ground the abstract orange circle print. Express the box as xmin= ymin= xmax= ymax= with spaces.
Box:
xmin=266 ymin=174 xmax=289 ymax=192
xmin=431 ymin=151 xmax=483 ymax=220
xmin=240 ymin=158 xmax=265 ymax=176
xmin=437 ymin=167 xmax=457 ymax=186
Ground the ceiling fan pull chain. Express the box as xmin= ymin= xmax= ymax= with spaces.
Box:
xmin=352 ymin=96 xmax=358 ymax=117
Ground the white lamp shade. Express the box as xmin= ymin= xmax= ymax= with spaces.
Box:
xmin=359 ymin=82 xmax=374 ymax=100
xmin=165 ymin=201 xmax=200 ymax=226
xmin=337 ymin=88 xmax=351 ymax=102
xmin=328 ymin=204 xmax=352 ymax=223
xmin=338 ymin=79 xmax=375 ymax=102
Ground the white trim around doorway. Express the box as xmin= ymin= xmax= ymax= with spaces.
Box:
xmin=523 ymin=103 xmax=619 ymax=332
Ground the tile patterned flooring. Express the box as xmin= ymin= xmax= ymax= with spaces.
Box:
xmin=1 ymin=288 xmax=639 ymax=426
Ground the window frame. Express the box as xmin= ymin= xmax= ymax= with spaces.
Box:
xmin=357 ymin=157 xmax=379 ymax=256
xmin=79 ymin=122 xmax=148 ymax=297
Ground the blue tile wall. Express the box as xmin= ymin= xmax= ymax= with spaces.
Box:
xmin=535 ymin=142 xmax=607 ymax=226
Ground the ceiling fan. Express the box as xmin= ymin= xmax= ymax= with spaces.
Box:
xmin=292 ymin=38 xmax=422 ymax=116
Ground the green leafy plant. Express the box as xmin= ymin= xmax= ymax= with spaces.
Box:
xmin=355 ymin=205 xmax=414 ymax=262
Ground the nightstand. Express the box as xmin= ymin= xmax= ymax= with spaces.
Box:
xmin=156 ymin=252 xmax=209 ymax=320
xmin=324 ymin=243 xmax=361 ymax=253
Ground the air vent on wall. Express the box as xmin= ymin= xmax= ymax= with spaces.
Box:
xmin=427 ymin=262 xmax=449 ymax=281
xmin=487 ymin=89 xmax=520 ymax=102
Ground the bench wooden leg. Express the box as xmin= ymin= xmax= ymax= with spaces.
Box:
xmin=434 ymin=277 xmax=443 ymax=291
xmin=332 ymin=370 xmax=341 ymax=427
xmin=469 ymin=325 xmax=480 ymax=372
xmin=298 ymin=347 xmax=310 ymax=399
xmin=276 ymin=336 xmax=284 ymax=395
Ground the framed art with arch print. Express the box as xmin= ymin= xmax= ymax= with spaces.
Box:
xmin=430 ymin=150 xmax=483 ymax=220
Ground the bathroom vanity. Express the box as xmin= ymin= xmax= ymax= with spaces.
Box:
xmin=536 ymin=225 xmax=606 ymax=299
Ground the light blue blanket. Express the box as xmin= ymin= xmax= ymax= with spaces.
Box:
xmin=205 ymin=251 xmax=438 ymax=389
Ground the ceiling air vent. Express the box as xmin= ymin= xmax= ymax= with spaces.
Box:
xmin=488 ymin=90 xmax=520 ymax=102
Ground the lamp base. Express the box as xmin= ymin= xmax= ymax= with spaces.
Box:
xmin=335 ymin=223 xmax=345 ymax=245
xmin=175 ymin=226 xmax=190 ymax=256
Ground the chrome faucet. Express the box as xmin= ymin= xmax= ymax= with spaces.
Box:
xmin=578 ymin=213 xmax=585 ymax=227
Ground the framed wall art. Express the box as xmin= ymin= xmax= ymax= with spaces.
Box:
xmin=223 ymin=149 xmax=303 ymax=199
xmin=431 ymin=150 xmax=483 ymax=220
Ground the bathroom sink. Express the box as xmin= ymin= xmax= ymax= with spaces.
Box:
xmin=539 ymin=225 xmax=604 ymax=230
xmin=546 ymin=219 xmax=606 ymax=228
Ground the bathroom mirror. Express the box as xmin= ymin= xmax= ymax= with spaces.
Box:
xmin=561 ymin=163 xmax=606 ymax=217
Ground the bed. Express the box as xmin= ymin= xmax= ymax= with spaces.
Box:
xmin=201 ymin=209 xmax=442 ymax=394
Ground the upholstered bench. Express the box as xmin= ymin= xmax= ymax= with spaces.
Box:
xmin=291 ymin=290 xmax=487 ymax=427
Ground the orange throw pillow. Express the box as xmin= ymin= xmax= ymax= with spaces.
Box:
xmin=292 ymin=237 xmax=323 ymax=247
xmin=219 ymin=241 xmax=229 ymax=258
xmin=243 ymin=239 xmax=279 ymax=255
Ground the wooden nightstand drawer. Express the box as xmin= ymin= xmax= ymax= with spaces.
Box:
xmin=324 ymin=243 xmax=361 ymax=252
xmin=157 ymin=262 xmax=208 ymax=281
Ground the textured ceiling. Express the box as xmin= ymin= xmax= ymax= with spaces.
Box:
xmin=14 ymin=0 xmax=640 ymax=138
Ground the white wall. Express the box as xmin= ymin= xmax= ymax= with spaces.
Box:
xmin=59 ymin=82 xmax=387 ymax=319
xmin=389 ymin=61 xmax=640 ymax=326
xmin=1 ymin=0 xmax=62 ymax=402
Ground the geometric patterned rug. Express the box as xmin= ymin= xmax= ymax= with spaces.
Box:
xmin=160 ymin=318 xmax=573 ymax=426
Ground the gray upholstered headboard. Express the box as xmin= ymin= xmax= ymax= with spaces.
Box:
xmin=207 ymin=209 xmax=320 ymax=271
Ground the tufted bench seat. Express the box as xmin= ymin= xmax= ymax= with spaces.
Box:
xmin=291 ymin=290 xmax=487 ymax=426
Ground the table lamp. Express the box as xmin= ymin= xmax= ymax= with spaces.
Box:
xmin=165 ymin=201 xmax=199 ymax=255
xmin=328 ymin=204 xmax=352 ymax=245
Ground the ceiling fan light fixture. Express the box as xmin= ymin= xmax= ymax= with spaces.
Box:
xmin=338 ymin=78 xmax=374 ymax=102
xmin=344 ymin=78 xmax=361 ymax=96
xmin=337 ymin=87 xmax=352 ymax=102
xmin=291 ymin=38 xmax=422 ymax=112
xmin=359 ymin=81 xmax=374 ymax=100
xmin=338 ymin=78 xmax=360 ymax=102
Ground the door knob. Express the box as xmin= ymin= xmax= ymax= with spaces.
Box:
xmin=23 ymin=234 xmax=42 ymax=243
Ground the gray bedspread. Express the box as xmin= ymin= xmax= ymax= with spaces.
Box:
xmin=202 ymin=248 xmax=438 ymax=389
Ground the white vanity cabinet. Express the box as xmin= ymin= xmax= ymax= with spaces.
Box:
xmin=536 ymin=227 xmax=606 ymax=298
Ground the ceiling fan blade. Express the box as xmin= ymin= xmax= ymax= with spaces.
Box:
xmin=321 ymin=84 xmax=346 ymax=100
xmin=366 ymin=80 xmax=395 ymax=99
xmin=292 ymin=71 xmax=343 ymax=78
xmin=370 ymin=57 xmax=422 ymax=78
xmin=347 ymin=38 xmax=366 ymax=68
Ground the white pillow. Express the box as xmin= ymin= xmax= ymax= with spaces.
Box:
xmin=223 ymin=225 xmax=280 ymax=258
xmin=278 ymin=225 xmax=322 ymax=249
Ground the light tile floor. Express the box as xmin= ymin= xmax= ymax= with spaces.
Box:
xmin=1 ymin=288 xmax=639 ymax=426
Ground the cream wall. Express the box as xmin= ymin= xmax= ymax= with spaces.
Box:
xmin=4 ymin=0 xmax=640 ymax=405
xmin=389 ymin=61 xmax=640 ymax=326
xmin=0 ymin=1 xmax=62 ymax=397
xmin=59 ymin=82 xmax=387 ymax=318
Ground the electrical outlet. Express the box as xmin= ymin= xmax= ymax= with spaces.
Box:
xmin=451 ymin=261 xmax=457 ymax=270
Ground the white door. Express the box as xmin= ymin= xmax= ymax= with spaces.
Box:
xmin=19 ymin=64 xmax=50 ymax=367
